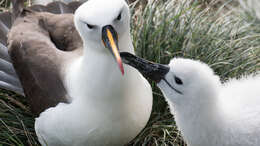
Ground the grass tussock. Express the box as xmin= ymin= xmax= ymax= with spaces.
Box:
xmin=0 ymin=0 xmax=10 ymax=11
xmin=0 ymin=90 xmax=38 ymax=146
xmin=0 ymin=0 xmax=260 ymax=145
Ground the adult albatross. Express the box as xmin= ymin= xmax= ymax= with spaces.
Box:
xmin=0 ymin=0 xmax=153 ymax=145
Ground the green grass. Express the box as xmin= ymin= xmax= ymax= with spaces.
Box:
xmin=0 ymin=90 xmax=38 ymax=146
xmin=129 ymin=0 xmax=259 ymax=145
xmin=1 ymin=0 xmax=260 ymax=145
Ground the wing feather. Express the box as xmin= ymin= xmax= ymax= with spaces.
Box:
xmin=0 ymin=1 xmax=83 ymax=114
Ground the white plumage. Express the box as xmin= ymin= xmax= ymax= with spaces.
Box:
xmin=34 ymin=0 xmax=152 ymax=145
xmin=157 ymin=58 xmax=260 ymax=146
xmin=120 ymin=52 xmax=260 ymax=146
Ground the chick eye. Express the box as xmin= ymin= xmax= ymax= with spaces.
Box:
xmin=174 ymin=76 xmax=183 ymax=85
xmin=116 ymin=12 xmax=122 ymax=21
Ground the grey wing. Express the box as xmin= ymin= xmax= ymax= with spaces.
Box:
xmin=32 ymin=0 xmax=86 ymax=5
xmin=0 ymin=12 xmax=24 ymax=95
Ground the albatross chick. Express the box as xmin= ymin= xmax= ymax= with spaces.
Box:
xmin=121 ymin=52 xmax=260 ymax=146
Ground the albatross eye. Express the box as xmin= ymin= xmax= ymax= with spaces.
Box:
xmin=174 ymin=76 xmax=183 ymax=85
xmin=87 ymin=23 xmax=94 ymax=29
xmin=116 ymin=12 xmax=122 ymax=21
xmin=81 ymin=20 xmax=95 ymax=29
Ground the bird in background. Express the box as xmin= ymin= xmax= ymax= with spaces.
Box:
xmin=0 ymin=0 xmax=153 ymax=145
xmin=32 ymin=0 xmax=140 ymax=5
xmin=121 ymin=52 xmax=260 ymax=146
xmin=33 ymin=0 xmax=87 ymax=5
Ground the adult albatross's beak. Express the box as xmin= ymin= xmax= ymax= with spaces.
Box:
xmin=102 ymin=25 xmax=124 ymax=75
xmin=120 ymin=52 xmax=170 ymax=83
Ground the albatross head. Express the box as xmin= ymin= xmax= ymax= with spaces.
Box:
xmin=120 ymin=52 xmax=221 ymax=106
xmin=74 ymin=0 xmax=131 ymax=75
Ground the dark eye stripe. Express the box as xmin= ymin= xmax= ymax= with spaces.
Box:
xmin=80 ymin=20 xmax=95 ymax=29
xmin=116 ymin=12 xmax=122 ymax=20
xmin=163 ymin=78 xmax=183 ymax=95
xmin=174 ymin=76 xmax=183 ymax=85
xmin=87 ymin=23 xmax=94 ymax=29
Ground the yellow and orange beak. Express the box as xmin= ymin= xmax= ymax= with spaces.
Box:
xmin=102 ymin=25 xmax=124 ymax=75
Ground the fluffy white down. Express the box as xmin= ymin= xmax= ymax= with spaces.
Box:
xmin=157 ymin=58 xmax=260 ymax=146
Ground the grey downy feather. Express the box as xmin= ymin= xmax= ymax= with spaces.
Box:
xmin=0 ymin=0 xmax=82 ymax=96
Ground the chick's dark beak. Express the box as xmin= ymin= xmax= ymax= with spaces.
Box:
xmin=102 ymin=25 xmax=124 ymax=75
xmin=120 ymin=52 xmax=170 ymax=83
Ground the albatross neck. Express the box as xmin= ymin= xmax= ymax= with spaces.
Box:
xmin=66 ymin=33 xmax=135 ymax=102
